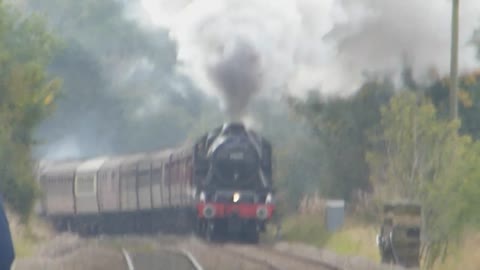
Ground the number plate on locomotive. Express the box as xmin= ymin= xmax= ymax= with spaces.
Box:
xmin=230 ymin=152 xmax=244 ymax=160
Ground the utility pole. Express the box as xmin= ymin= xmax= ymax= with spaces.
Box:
xmin=450 ymin=0 xmax=459 ymax=120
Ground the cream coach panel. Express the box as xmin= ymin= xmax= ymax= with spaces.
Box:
xmin=75 ymin=158 xmax=107 ymax=214
xmin=38 ymin=160 xmax=81 ymax=216
xmin=97 ymin=157 xmax=124 ymax=212
xmin=75 ymin=174 xmax=97 ymax=197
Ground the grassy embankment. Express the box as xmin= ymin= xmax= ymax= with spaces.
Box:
xmin=6 ymin=208 xmax=53 ymax=258
xmin=280 ymin=214 xmax=380 ymax=261
xmin=280 ymin=214 xmax=480 ymax=270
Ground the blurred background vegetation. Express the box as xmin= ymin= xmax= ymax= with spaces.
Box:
xmin=1 ymin=0 xmax=480 ymax=267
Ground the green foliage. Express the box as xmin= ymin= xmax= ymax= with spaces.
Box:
xmin=250 ymin=99 xmax=330 ymax=212
xmin=291 ymin=73 xmax=480 ymax=266
xmin=425 ymin=71 xmax=480 ymax=138
xmin=288 ymin=79 xmax=394 ymax=200
xmin=366 ymin=92 xmax=461 ymax=200
xmin=366 ymin=91 xmax=480 ymax=267
xmin=0 ymin=0 xmax=60 ymax=220
xmin=324 ymin=226 xmax=380 ymax=261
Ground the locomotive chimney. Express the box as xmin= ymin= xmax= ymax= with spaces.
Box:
xmin=221 ymin=122 xmax=247 ymax=136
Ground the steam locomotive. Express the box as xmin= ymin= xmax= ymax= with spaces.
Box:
xmin=37 ymin=122 xmax=275 ymax=242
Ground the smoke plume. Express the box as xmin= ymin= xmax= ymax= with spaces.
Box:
xmin=141 ymin=0 xmax=480 ymax=114
xmin=165 ymin=0 xmax=305 ymax=119
xmin=329 ymin=0 xmax=480 ymax=87
xmin=207 ymin=41 xmax=262 ymax=118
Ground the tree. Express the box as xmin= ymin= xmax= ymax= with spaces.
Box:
xmin=0 ymin=1 xmax=60 ymax=219
xmin=366 ymin=91 xmax=480 ymax=267
xmin=288 ymin=79 xmax=393 ymax=200
xmin=425 ymin=70 xmax=480 ymax=138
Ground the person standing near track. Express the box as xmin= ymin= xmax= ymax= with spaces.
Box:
xmin=0 ymin=196 xmax=15 ymax=270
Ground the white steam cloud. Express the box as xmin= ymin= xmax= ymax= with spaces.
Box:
xmin=140 ymin=0 xmax=480 ymax=117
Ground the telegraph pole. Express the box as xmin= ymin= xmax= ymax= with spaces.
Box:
xmin=450 ymin=0 xmax=459 ymax=120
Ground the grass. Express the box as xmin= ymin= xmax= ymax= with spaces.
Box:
xmin=104 ymin=237 xmax=157 ymax=253
xmin=281 ymin=214 xmax=330 ymax=246
xmin=430 ymin=231 xmax=480 ymax=270
xmin=7 ymin=209 xmax=53 ymax=258
xmin=324 ymin=225 xmax=380 ymax=261
xmin=281 ymin=214 xmax=379 ymax=261
xmin=280 ymin=213 xmax=480 ymax=269
xmin=13 ymin=230 xmax=37 ymax=258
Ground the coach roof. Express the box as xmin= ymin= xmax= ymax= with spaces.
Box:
xmin=76 ymin=157 xmax=108 ymax=173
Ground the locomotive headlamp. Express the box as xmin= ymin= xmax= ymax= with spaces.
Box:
xmin=233 ymin=192 xmax=240 ymax=203
xmin=265 ymin=193 xmax=273 ymax=204
xmin=199 ymin=191 xmax=206 ymax=202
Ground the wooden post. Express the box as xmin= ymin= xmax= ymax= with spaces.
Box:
xmin=450 ymin=0 xmax=460 ymax=120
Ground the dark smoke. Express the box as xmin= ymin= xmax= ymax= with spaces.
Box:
xmin=208 ymin=41 xmax=263 ymax=119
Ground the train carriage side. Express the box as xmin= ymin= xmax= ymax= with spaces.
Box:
xmin=150 ymin=150 xmax=173 ymax=209
xmin=163 ymin=145 xmax=195 ymax=232
xmin=71 ymin=158 xmax=108 ymax=234
xmin=74 ymin=158 xmax=107 ymax=215
xmin=38 ymin=141 xmax=224 ymax=235
xmin=37 ymin=160 xmax=82 ymax=230
xmin=97 ymin=156 xmax=123 ymax=213
xmin=137 ymin=154 xmax=153 ymax=210
xmin=97 ymin=154 xmax=149 ymax=234
xmin=168 ymin=146 xmax=194 ymax=208
xmin=118 ymin=154 xmax=145 ymax=212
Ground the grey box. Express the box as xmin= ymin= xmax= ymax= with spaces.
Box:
xmin=325 ymin=200 xmax=345 ymax=232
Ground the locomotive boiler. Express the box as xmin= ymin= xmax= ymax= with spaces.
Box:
xmin=36 ymin=122 xmax=274 ymax=242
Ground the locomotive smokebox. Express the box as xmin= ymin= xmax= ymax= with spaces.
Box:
xmin=207 ymin=122 xmax=261 ymax=189
xmin=194 ymin=120 xmax=272 ymax=191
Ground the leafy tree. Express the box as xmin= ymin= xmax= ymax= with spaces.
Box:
xmin=426 ymin=71 xmax=480 ymax=138
xmin=0 ymin=1 xmax=60 ymax=219
xmin=288 ymin=79 xmax=394 ymax=200
xmin=254 ymin=98 xmax=330 ymax=210
xmin=366 ymin=91 xmax=480 ymax=267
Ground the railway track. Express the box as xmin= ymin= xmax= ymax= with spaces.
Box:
xmin=265 ymin=247 xmax=341 ymax=270
xmin=179 ymin=235 xmax=342 ymax=270
xmin=217 ymin=246 xmax=281 ymax=270
xmin=221 ymin=244 xmax=341 ymax=270
xmin=121 ymin=247 xmax=204 ymax=270
xmin=122 ymin=248 xmax=135 ymax=270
